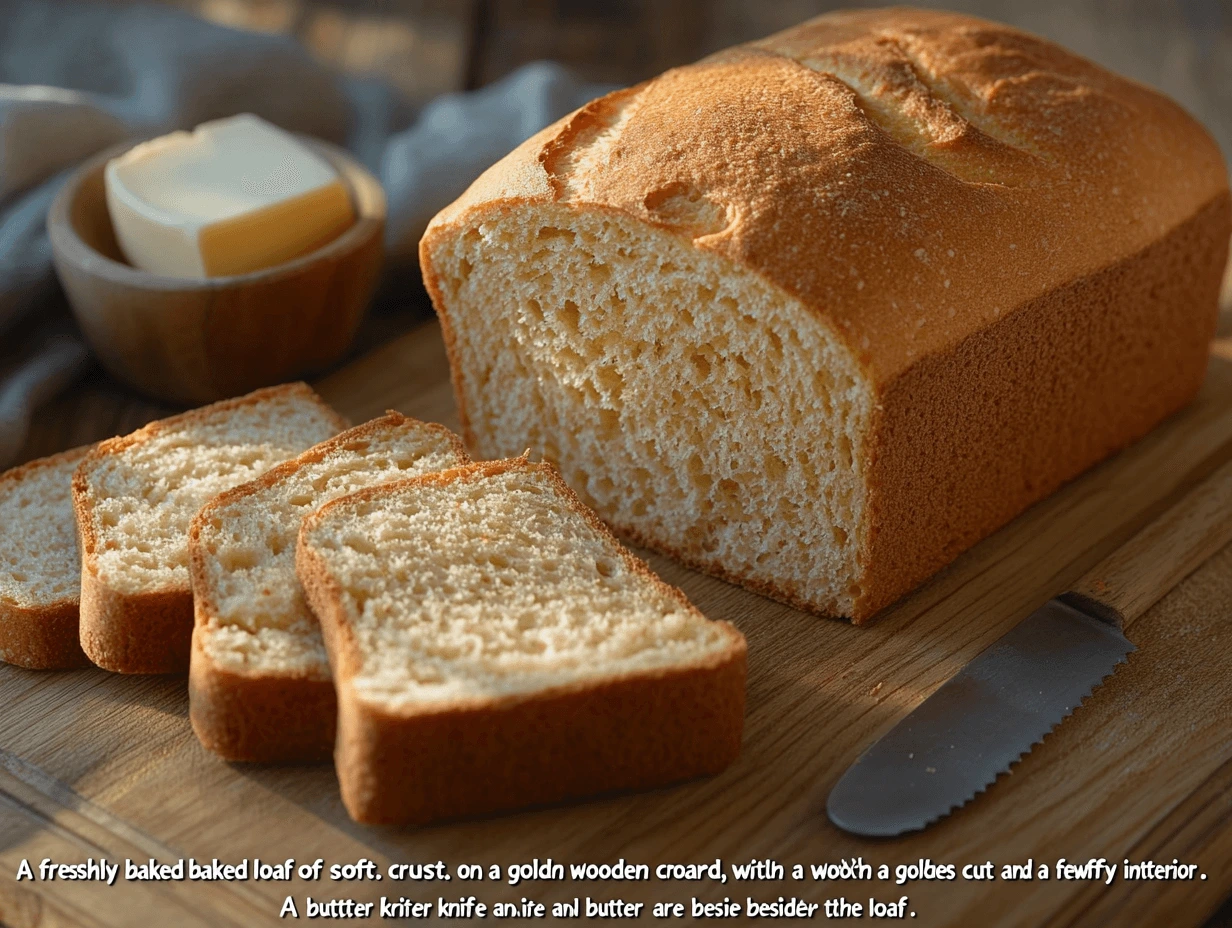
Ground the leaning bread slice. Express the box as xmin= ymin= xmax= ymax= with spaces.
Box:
xmin=0 ymin=446 xmax=94 ymax=670
xmin=297 ymin=457 xmax=747 ymax=826
xmin=73 ymin=383 xmax=346 ymax=674
xmin=189 ymin=412 xmax=469 ymax=763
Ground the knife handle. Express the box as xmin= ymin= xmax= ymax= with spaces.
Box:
xmin=1064 ymin=456 xmax=1232 ymax=631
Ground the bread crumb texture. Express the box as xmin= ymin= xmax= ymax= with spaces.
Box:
xmin=300 ymin=461 xmax=737 ymax=711
xmin=0 ymin=448 xmax=90 ymax=609
xmin=194 ymin=414 xmax=468 ymax=679
xmin=440 ymin=209 xmax=870 ymax=616
xmin=79 ymin=384 xmax=342 ymax=597
xmin=422 ymin=8 xmax=1230 ymax=619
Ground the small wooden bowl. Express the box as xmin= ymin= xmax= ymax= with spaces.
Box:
xmin=48 ymin=137 xmax=386 ymax=405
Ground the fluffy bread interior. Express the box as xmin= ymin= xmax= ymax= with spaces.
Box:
xmin=299 ymin=461 xmax=737 ymax=710
xmin=431 ymin=206 xmax=872 ymax=615
xmin=0 ymin=451 xmax=88 ymax=609
xmin=81 ymin=391 xmax=341 ymax=596
xmin=193 ymin=416 xmax=467 ymax=678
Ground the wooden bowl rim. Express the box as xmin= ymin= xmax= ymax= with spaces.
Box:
xmin=47 ymin=133 xmax=387 ymax=293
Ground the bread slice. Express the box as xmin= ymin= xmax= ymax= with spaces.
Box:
xmin=296 ymin=457 xmax=747 ymax=826
xmin=188 ymin=412 xmax=469 ymax=763
xmin=420 ymin=9 xmax=1230 ymax=622
xmin=73 ymin=383 xmax=346 ymax=674
xmin=0 ymin=446 xmax=94 ymax=670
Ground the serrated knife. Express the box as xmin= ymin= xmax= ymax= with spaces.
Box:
xmin=827 ymin=455 xmax=1232 ymax=838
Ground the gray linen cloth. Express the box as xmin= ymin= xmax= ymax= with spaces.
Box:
xmin=0 ymin=0 xmax=606 ymax=467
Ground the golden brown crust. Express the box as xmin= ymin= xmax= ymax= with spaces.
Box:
xmin=423 ymin=8 xmax=1228 ymax=385
xmin=420 ymin=9 xmax=1232 ymax=621
xmin=331 ymin=654 xmax=746 ymax=826
xmin=186 ymin=411 xmax=469 ymax=762
xmin=0 ymin=446 xmax=94 ymax=670
xmin=77 ymin=568 xmax=193 ymax=674
xmin=856 ymin=194 xmax=1231 ymax=619
xmin=296 ymin=457 xmax=747 ymax=825
xmin=0 ymin=600 xmax=91 ymax=671
xmin=73 ymin=382 xmax=348 ymax=675
xmin=188 ymin=629 xmax=337 ymax=763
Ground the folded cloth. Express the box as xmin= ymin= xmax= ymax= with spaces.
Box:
xmin=0 ymin=0 xmax=607 ymax=468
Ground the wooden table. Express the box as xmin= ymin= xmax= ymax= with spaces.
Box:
xmin=5 ymin=318 xmax=1232 ymax=928
xmin=5 ymin=3 xmax=1232 ymax=926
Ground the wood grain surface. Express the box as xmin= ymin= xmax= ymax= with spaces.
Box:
xmin=3 ymin=322 xmax=1232 ymax=928
xmin=5 ymin=3 xmax=1231 ymax=924
xmin=1068 ymin=455 xmax=1232 ymax=628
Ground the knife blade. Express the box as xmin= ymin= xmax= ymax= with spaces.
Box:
xmin=827 ymin=455 xmax=1232 ymax=838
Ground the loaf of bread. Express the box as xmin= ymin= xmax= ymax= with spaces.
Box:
xmin=0 ymin=447 xmax=93 ymax=670
xmin=73 ymin=384 xmax=346 ymax=674
xmin=296 ymin=458 xmax=746 ymax=825
xmin=420 ymin=8 xmax=1231 ymax=621
xmin=188 ymin=412 xmax=468 ymax=762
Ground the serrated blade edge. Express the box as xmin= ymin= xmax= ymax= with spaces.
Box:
xmin=826 ymin=599 xmax=1135 ymax=838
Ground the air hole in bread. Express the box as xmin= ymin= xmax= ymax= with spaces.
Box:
xmin=537 ymin=226 xmax=574 ymax=242
xmin=597 ymin=409 xmax=620 ymax=439
xmin=432 ymin=205 xmax=871 ymax=616
xmin=221 ymin=548 xmax=260 ymax=571
xmin=344 ymin=535 xmax=377 ymax=556
xmin=643 ymin=182 xmax=730 ymax=238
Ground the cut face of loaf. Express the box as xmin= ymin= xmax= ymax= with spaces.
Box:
xmin=188 ymin=413 xmax=469 ymax=762
xmin=421 ymin=8 xmax=1230 ymax=620
xmin=0 ymin=447 xmax=93 ymax=669
xmin=296 ymin=458 xmax=747 ymax=826
xmin=73 ymin=383 xmax=346 ymax=674
xmin=433 ymin=209 xmax=872 ymax=616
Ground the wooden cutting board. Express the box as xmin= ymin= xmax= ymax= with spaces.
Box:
xmin=3 ymin=321 xmax=1232 ymax=928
